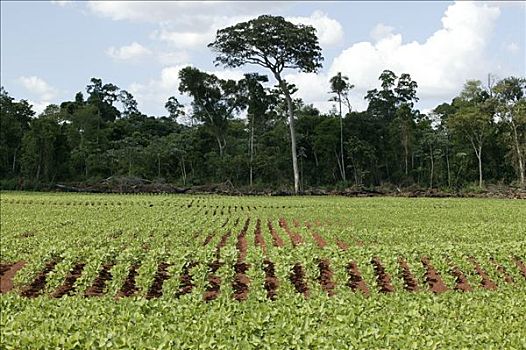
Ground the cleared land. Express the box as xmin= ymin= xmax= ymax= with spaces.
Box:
xmin=1 ymin=192 xmax=525 ymax=349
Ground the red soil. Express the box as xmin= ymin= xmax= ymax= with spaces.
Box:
xmin=267 ymin=220 xmax=284 ymax=247
xmin=116 ymin=263 xmax=140 ymax=298
xmin=203 ymin=261 xmax=222 ymax=302
xmin=279 ymin=218 xmax=303 ymax=247
xmin=0 ymin=261 xmax=26 ymax=293
xmin=450 ymin=266 xmax=472 ymax=292
xmin=263 ymin=259 xmax=278 ymax=300
xmin=254 ymin=219 xmax=267 ymax=254
xmin=232 ymin=262 xmax=250 ymax=301
xmin=290 ymin=263 xmax=309 ymax=298
xmin=397 ymin=258 xmax=419 ymax=292
xmin=371 ymin=257 xmax=395 ymax=293
xmin=318 ymin=259 xmax=336 ymax=296
xmin=175 ymin=262 xmax=197 ymax=298
xmin=21 ymin=260 xmax=59 ymax=298
xmin=468 ymin=257 xmax=497 ymax=290
xmin=145 ymin=262 xmax=170 ymax=299
xmin=336 ymin=240 xmax=349 ymax=251
xmin=85 ymin=263 xmax=115 ymax=297
xmin=52 ymin=263 xmax=86 ymax=298
xmin=311 ymin=232 xmax=327 ymax=249
xmin=347 ymin=261 xmax=369 ymax=295
xmin=514 ymin=258 xmax=526 ymax=280
xmin=421 ymin=257 xmax=448 ymax=293
xmin=489 ymin=258 xmax=514 ymax=284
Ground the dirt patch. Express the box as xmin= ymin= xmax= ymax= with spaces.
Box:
xmin=421 ymin=257 xmax=448 ymax=293
xmin=371 ymin=257 xmax=395 ymax=293
xmin=116 ymin=263 xmax=140 ymax=298
xmin=0 ymin=261 xmax=26 ymax=293
xmin=232 ymin=262 xmax=250 ymax=301
xmin=514 ymin=258 xmax=526 ymax=280
xmin=145 ymin=262 xmax=170 ymax=299
xmin=21 ymin=260 xmax=59 ymax=298
xmin=398 ymin=258 xmax=419 ymax=292
xmin=336 ymin=240 xmax=349 ymax=251
xmin=267 ymin=220 xmax=284 ymax=247
xmin=489 ymin=258 xmax=513 ymax=284
xmin=311 ymin=232 xmax=326 ymax=249
xmin=85 ymin=263 xmax=114 ymax=297
xmin=263 ymin=259 xmax=278 ymax=300
xmin=203 ymin=261 xmax=222 ymax=302
xmin=52 ymin=263 xmax=86 ymax=298
xmin=318 ymin=259 xmax=335 ymax=296
xmin=469 ymin=257 xmax=497 ymax=290
xmin=203 ymin=233 xmax=215 ymax=246
xmin=279 ymin=218 xmax=303 ymax=247
xmin=175 ymin=262 xmax=197 ymax=298
xmin=19 ymin=230 xmax=35 ymax=238
xmin=347 ymin=261 xmax=369 ymax=295
xmin=254 ymin=219 xmax=266 ymax=254
xmin=289 ymin=263 xmax=309 ymax=298
xmin=450 ymin=266 xmax=472 ymax=292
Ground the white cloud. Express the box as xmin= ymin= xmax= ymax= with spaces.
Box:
xmin=505 ymin=42 xmax=519 ymax=53
xmin=284 ymin=1 xmax=502 ymax=113
xmin=157 ymin=51 xmax=190 ymax=66
xmin=50 ymin=1 xmax=72 ymax=7
xmin=288 ymin=11 xmax=344 ymax=47
xmin=18 ymin=76 xmax=58 ymax=101
xmin=87 ymin=2 xmax=287 ymax=23
xmin=370 ymin=23 xmax=395 ymax=42
xmin=106 ymin=42 xmax=152 ymax=61
xmin=128 ymin=65 xmax=190 ymax=116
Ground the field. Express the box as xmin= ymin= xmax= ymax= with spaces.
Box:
xmin=1 ymin=192 xmax=525 ymax=349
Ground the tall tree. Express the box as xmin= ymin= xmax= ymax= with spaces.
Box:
xmin=208 ymin=15 xmax=323 ymax=194
xmin=448 ymin=80 xmax=494 ymax=188
xmin=238 ymin=73 xmax=275 ymax=186
xmin=493 ymin=77 xmax=526 ymax=187
xmin=0 ymin=87 xmax=34 ymax=176
xmin=178 ymin=66 xmax=242 ymax=158
xmin=329 ymin=72 xmax=354 ymax=182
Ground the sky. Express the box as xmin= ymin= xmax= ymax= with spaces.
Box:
xmin=1 ymin=1 xmax=525 ymax=117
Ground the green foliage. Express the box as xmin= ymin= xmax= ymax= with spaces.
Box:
xmin=1 ymin=193 xmax=525 ymax=348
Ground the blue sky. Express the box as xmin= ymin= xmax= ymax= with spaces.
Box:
xmin=1 ymin=1 xmax=524 ymax=117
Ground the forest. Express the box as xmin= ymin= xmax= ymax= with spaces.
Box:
xmin=1 ymin=15 xmax=525 ymax=193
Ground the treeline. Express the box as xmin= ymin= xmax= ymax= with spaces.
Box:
xmin=1 ymin=71 xmax=524 ymax=191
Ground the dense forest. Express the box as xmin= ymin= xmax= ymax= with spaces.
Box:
xmin=1 ymin=16 xmax=525 ymax=193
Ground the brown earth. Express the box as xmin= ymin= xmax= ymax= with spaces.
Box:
xmin=347 ymin=261 xmax=369 ymax=295
xmin=267 ymin=220 xmax=284 ymax=247
xmin=469 ymin=257 xmax=497 ymax=290
xmin=263 ymin=259 xmax=278 ymax=300
xmin=254 ymin=219 xmax=267 ymax=254
xmin=398 ymin=258 xmax=419 ymax=292
xmin=21 ymin=260 xmax=59 ymax=298
xmin=0 ymin=261 xmax=26 ymax=293
xmin=489 ymin=258 xmax=514 ymax=284
xmin=85 ymin=263 xmax=114 ymax=297
xmin=450 ymin=266 xmax=472 ymax=292
xmin=116 ymin=263 xmax=140 ymax=298
xmin=318 ymin=259 xmax=336 ymax=296
xmin=371 ymin=257 xmax=395 ymax=293
xmin=290 ymin=263 xmax=309 ymax=298
xmin=175 ymin=262 xmax=197 ymax=298
xmin=145 ymin=262 xmax=170 ymax=299
xmin=52 ymin=263 xmax=86 ymax=298
xmin=421 ymin=257 xmax=448 ymax=293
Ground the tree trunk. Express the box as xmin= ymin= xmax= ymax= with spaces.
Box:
xmin=275 ymin=73 xmax=300 ymax=194
xmin=446 ymin=146 xmax=451 ymax=188
xmin=157 ymin=152 xmax=161 ymax=178
xmin=249 ymin=118 xmax=254 ymax=187
xmin=429 ymin=144 xmax=434 ymax=189
xmin=180 ymin=157 xmax=187 ymax=186
xmin=511 ymin=120 xmax=525 ymax=188
xmin=12 ymin=147 xmax=17 ymax=173
xmin=338 ymin=93 xmax=346 ymax=182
